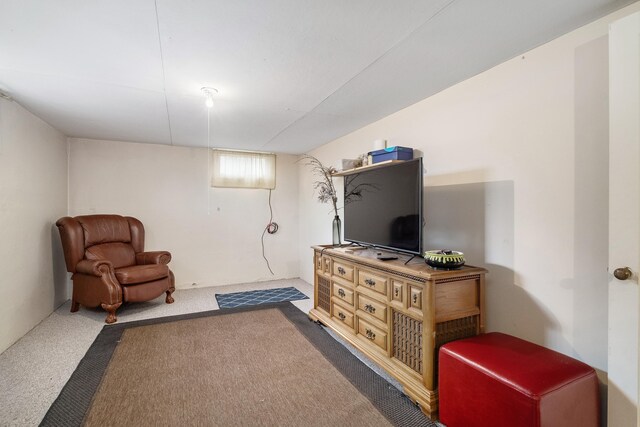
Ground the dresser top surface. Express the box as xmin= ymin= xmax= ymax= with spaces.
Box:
xmin=313 ymin=245 xmax=487 ymax=280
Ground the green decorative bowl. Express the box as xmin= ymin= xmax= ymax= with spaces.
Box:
xmin=424 ymin=250 xmax=465 ymax=269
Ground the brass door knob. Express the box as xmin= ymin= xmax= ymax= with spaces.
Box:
xmin=613 ymin=267 xmax=633 ymax=281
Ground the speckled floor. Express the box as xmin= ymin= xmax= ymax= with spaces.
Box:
xmin=0 ymin=279 xmax=313 ymax=426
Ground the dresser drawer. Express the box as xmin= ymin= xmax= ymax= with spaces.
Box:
xmin=358 ymin=318 xmax=388 ymax=352
xmin=322 ymin=256 xmax=332 ymax=274
xmin=358 ymin=270 xmax=388 ymax=297
xmin=358 ymin=293 xmax=387 ymax=323
xmin=315 ymin=253 xmax=323 ymax=272
xmin=332 ymin=261 xmax=354 ymax=283
xmin=391 ymin=280 xmax=404 ymax=304
xmin=332 ymin=282 xmax=354 ymax=306
xmin=409 ymin=283 xmax=423 ymax=313
xmin=434 ymin=278 xmax=479 ymax=321
xmin=332 ymin=302 xmax=354 ymax=329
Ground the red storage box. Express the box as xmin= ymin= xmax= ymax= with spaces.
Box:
xmin=439 ymin=332 xmax=599 ymax=427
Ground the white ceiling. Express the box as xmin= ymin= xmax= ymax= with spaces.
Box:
xmin=0 ymin=0 xmax=635 ymax=154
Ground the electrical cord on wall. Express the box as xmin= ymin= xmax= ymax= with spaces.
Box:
xmin=261 ymin=189 xmax=278 ymax=275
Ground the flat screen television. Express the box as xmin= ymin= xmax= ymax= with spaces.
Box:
xmin=343 ymin=158 xmax=423 ymax=255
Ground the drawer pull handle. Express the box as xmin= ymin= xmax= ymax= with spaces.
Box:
xmin=394 ymin=288 xmax=400 ymax=297
xmin=338 ymin=312 xmax=346 ymax=321
xmin=338 ymin=289 xmax=346 ymax=298
xmin=365 ymin=329 xmax=376 ymax=340
xmin=364 ymin=304 xmax=376 ymax=314
xmin=413 ymin=293 xmax=419 ymax=304
xmin=337 ymin=266 xmax=346 ymax=275
xmin=365 ymin=278 xmax=376 ymax=287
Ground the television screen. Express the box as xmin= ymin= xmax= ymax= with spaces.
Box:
xmin=343 ymin=158 xmax=423 ymax=254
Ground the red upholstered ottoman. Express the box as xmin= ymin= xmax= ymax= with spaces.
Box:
xmin=439 ymin=332 xmax=599 ymax=427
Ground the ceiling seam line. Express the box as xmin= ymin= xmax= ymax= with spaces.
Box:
xmin=260 ymin=0 xmax=458 ymax=150
xmin=0 ymin=67 xmax=169 ymax=95
xmin=154 ymin=0 xmax=173 ymax=145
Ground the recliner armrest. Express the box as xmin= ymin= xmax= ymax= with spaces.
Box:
xmin=136 ymin=251 xmax=172 ymax=265
xmin=76 ymin=259 xmax=114 ymax=276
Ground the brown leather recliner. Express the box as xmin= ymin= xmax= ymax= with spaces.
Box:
xmin=56 ymin=214 xmax=175 ymax=324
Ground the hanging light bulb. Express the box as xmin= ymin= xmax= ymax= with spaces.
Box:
xmin=201 ymin=87 xmax=217 ymax=109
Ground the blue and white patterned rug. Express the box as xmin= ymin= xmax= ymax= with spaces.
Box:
xmin=215 ymin=287 xmax=309 ymax=309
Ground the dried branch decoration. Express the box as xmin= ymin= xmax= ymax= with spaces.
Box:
xmin=300 ymin=154 xmax=339 ymax=217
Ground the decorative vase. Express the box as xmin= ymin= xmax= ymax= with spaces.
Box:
xmin=332 ymin=215 xmax=341 ymax=246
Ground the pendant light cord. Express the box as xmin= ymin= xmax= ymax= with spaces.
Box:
xmin=207 ymin=106 xmax=211 ymax=215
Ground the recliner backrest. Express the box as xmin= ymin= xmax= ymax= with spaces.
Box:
xmin=56 ymin=214 xmax=146 ymax=272
xmin=78 ymin=215 xmax=136 ymax=268
xmin=79 ymin=215 xmax=131 ymax=247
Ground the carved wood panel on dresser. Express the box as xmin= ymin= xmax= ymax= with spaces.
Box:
xmin=309 ymin=245 xmax=487 ymax=419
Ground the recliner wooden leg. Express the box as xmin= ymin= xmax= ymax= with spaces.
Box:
xmin=70 ymin=300 xmax=79 ymax=313
xmin=100 ymin=302 xmax=122 ymax=324
xmin=165 ymin=290 xmax=175 ymax=304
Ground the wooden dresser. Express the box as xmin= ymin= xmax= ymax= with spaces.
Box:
xmin=308 ymin=245 xmax=487 ymax=418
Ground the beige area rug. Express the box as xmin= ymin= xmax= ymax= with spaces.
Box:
xmin=41 ymin=303 xmax=436 ymax=426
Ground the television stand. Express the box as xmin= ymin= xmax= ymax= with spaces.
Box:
xmin=403 ymin=253 xmax=419 ymax=264
xmin=309 ymin=245 xmax=487 ymax=419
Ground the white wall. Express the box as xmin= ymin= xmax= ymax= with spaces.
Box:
xmin=299 ymin=2 xmax=640 ymax=375
xmin=0 ymin=99 xmax=68 ymax=354
xmin=68 ymin=138 xmax=299 ymax=289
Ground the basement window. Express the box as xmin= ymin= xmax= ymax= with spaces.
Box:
xmin=210 ymin=149 xmax=276 ymax=189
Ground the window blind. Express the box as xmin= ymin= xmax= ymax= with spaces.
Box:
xmin=210 ymin=149 xmax=276 ymax=189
